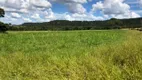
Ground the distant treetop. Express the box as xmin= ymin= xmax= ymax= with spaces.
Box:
xmin=0 ymin=8 xmax=5 ymax=17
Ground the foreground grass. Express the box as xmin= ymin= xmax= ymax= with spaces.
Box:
xmin=0 ymin=30 xmax=142 ymax=80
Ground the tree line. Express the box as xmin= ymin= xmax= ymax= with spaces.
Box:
xmin=0 ymin=8 xmax=8 ymax=33
xmin=0 ymin=7 xmax=142 ymax=32
xmin=9 ymin=18 xmax=141 ymax=31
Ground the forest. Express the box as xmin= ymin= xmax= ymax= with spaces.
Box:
xmin=6 ymin=17 xmax=142 ymax=31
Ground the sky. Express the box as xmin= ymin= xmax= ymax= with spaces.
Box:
xmin=0 ymin=0 xmax=142 ymax=24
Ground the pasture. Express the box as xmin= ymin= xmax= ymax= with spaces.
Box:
xmin=0 ymin=30 xmax=142 ymax=80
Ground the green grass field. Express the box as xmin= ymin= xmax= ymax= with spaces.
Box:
xmin=0 ymin=30 xmax=142 ymax=80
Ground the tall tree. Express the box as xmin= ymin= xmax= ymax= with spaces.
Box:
xmin=0 ymin=8 xmax=5 ymax=17
xmin=0 ymin=8 xmax=7 ymax=33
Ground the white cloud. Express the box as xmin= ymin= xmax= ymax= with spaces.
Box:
xmin=92 ymin=0 xmax=130 ymax=15
xmin=91 ymin=1 xmax=103 ymax=13
xmin=0 ymin=0 xmax=141 ymax=24
xmin=0 ymin=0 xmax=5 ymax=4
xmin=0 ymin=0 xmax=52 ymax=12
xmin=0 ymin=0 xmax=55 ymax=24
xmin=111 ymin=11 xmax=140 ymax=19
xmin=54 ymin=12 xmax=104 ymax=21
xmin=68 ymin=3 xmax=86 ymax=14
xmin=50 ymin=0 xmax=87 ymax=14
xmin=23 ymin=18 xmax=32 ymax=22
xmin=130 ymin=12 xmax=141 ymax=18
xmin=91 ymin=0 xmax=140 ymax=19
xmin=31 ymin=14 xmax=40 ymax=19
xmin=140 ymin=0 xmax=142 ymax=6
xmin=5 ymin=0 xmax=23 ymax=9
xmin=30 ymin=0 xmax=51 ymax=9
xmin=0 ymin=13 xmax=24 ymax=24
xmin=43 ymin=9 xmax=55 ymax=19
xmin=50 ymin=0 xmax=87 ymax=4
xmin=11 ymin=13 xmax=21 ymax=18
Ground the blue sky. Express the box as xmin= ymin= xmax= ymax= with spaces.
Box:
xmin=0 ymin=0 xmax=142 ymax=24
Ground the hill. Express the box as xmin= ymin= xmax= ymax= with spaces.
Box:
xmin=9 ymin=17 xmax=142 ymax=31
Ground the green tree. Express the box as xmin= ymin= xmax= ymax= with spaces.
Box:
xmin=0 ymin=8 xmax=5 ymax=17
xmin=0 ymin=8 xmax=8 ymax=33
xmin=107 ymin=18 xmax=123 ymax=29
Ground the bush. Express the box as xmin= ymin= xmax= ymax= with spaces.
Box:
xmin=0 ymin=22 xmax=8 ymax=33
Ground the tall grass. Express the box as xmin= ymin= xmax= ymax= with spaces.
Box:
xmin=0 ymin=30 xmax=141 ymax=80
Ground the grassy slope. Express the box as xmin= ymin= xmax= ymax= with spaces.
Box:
xmin=0 ymin=30 xmax=142 ymax=80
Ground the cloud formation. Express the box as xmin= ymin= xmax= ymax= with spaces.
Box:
xmin=91 ymin=0 xmax=140 ymax=19
xmin=0 ymin=0 xmax=55 ymax=24
xmin=50 ymin=0 xmax=87 ymax=14
xmin=0 ymin=0 xmax=141 ymax=24
xmin=140 ymin=0 xmax=142 ymax=6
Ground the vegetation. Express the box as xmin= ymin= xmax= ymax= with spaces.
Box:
xmin=0 ymin=22 xmax=8 ymax=33
xmin=0 ymin=8 xmax=4 ymax=17
xmin=0 ymin=30 xmax=142 ymax=79
xmin=0 ymin=8 xmax=8 ymax=33
xmin=0 ymin=8 xmax=142 ymax=79
xmin=7 ymin=17 xmax=142 ymax=31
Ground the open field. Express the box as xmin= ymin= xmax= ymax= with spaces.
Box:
xmin=0 ymin=30 xmax=142 ymax=80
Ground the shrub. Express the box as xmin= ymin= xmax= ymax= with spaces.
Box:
xmin=0 ymin=22 xmax=8 ymax=33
